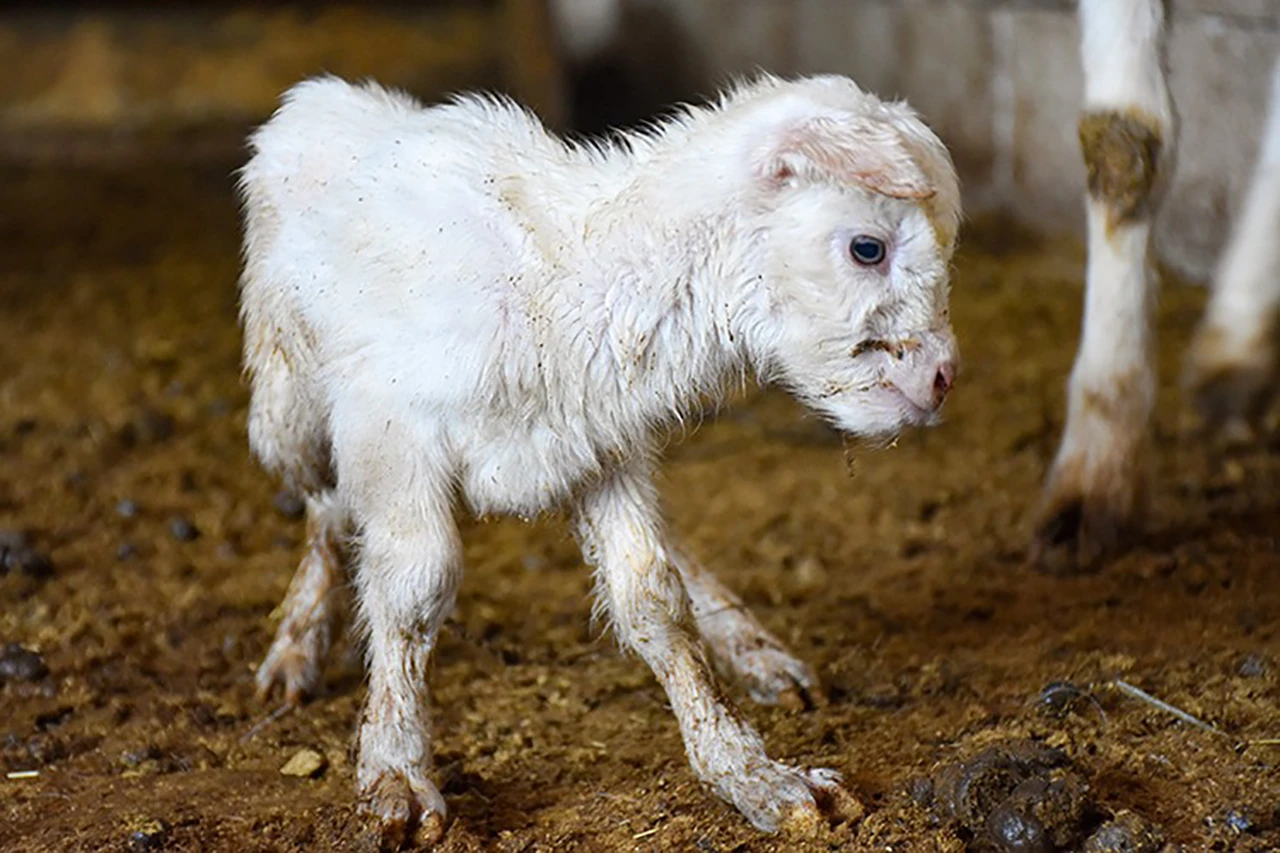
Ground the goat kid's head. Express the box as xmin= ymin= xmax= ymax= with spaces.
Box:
xmin=738 ymin=77 xmax=962 ymax=438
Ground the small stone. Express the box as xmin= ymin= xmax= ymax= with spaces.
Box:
xmin=280 ymin=747 xmax=327 ymax=778
xmin=1225 ymin=808 xmax=1255 ymax=834
xmin=168 ymin=517 xmax=199 ymax=542
xmin=1036 ymin=681 xmax=1090 ymax=718
xmin=1238 ymin=654 xmax=1268 ymax=679
xmin=116 ymin=499 xmax=140 ymax=519
xmin=0 ymin=644 xmax=49 ymax=683
xmin=792 ymin=555 xmax=827 ymax=592
xmin=127 ymin=817 xmax=171 ymax=851
xmin=1083 ymin=810 xmax=1165 ymax=852
xmin=272 ymin=491 xmax=306 ymax=520
xmin=117 ymin=542 xmax=138 ymax=560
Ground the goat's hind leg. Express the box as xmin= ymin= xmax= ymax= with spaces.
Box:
xmin=1032 ymin=0 xmax=1175 ymax=572
xmin=256 ymin=490 xmax=350 ymax=704
xmin=675 ymin=551 xmax=818 ymax=708
xmin=1185 ymin=57 xmax=1280 ymax=432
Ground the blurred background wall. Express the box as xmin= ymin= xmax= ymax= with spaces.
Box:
xmin=2 ymin=1 xmax=1277 ymax=281
xmin=0 ymin=2 xmax=565 ymax=160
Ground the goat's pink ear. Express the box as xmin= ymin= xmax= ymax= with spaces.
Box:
xmin=759 ymin=116 xmax=936 ymax=200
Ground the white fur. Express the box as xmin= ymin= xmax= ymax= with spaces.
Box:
xmin=1207 ymin=58 xmax=1280 ymax=331
xmin=1186 ymin=57 xmax=1280 ymax=420
xmin=239 ymin=72 xmax=959 ymax=838
xmin=1073 ymin=0 xmax=1173 ymax=396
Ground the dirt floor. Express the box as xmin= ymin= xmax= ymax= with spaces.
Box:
xmin=0 ymin=161 xmax=1277 ymax=852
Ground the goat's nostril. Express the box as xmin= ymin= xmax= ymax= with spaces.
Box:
xmin=933 ymin=362 xmax=955 ymax=404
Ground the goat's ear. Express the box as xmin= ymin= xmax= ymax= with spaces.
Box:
xmin=756 ymin=115 xmax=936 ymax=200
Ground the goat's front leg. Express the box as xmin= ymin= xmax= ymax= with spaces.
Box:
xmin=1032 ymin=0 xmax=1175 ymax=572
xmin=1185 ymin=57 xmax=1280 ymax=430
xmin=574 ymin=464 xmax=853 ymax=833
xmin=339 ymin=421 xmax=461 ymax=849
xmin=674 ymin=550 xmax=818 ymax=708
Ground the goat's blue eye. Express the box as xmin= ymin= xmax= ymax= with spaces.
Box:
xmin=850 ymin=236 xmax=886 ymax=266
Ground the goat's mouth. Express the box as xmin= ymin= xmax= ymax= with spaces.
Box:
xmin=869 ymin=382 xmax=942 ymax=426
xmin=847 ymin=330 xmax=957 ymax=421
xmin=812 ymin=380 xmax=944 ymax=437
xmin=829 ymin=377 xmax=942 ymax=421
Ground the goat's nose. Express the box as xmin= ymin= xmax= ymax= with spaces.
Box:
xmin=932 ymin=361 xmax=955 ymax=407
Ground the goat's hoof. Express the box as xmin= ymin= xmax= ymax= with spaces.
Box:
xmin=701 ymin=607 xmax=821 ymax=709
xmin=725 ymin=761 xmax=861 ymax=833
xmin=775 ymin=767 xmax=864 ymax=835
xmin=255 ymin=629 xmax=326 ymax=706
xmin=359 ymin=770 xmax=447 ymax=851
xmin=1029 ymin=463 xmax=1145 ymax=574
xmin=735 ymin=645 xmax=820 ymax=710
xmin=1184 ymin=327 xmax=1277 ymax=438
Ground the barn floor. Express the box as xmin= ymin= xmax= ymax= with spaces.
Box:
xmin=0 ymin=163 xmax=1277 ymax=852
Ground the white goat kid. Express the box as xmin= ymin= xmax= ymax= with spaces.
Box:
xmin=238 ymin=74 xmax=960 ymax=844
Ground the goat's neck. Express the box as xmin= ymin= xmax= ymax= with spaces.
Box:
xmin=575 ymin=151 xmax=768 ymax=430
